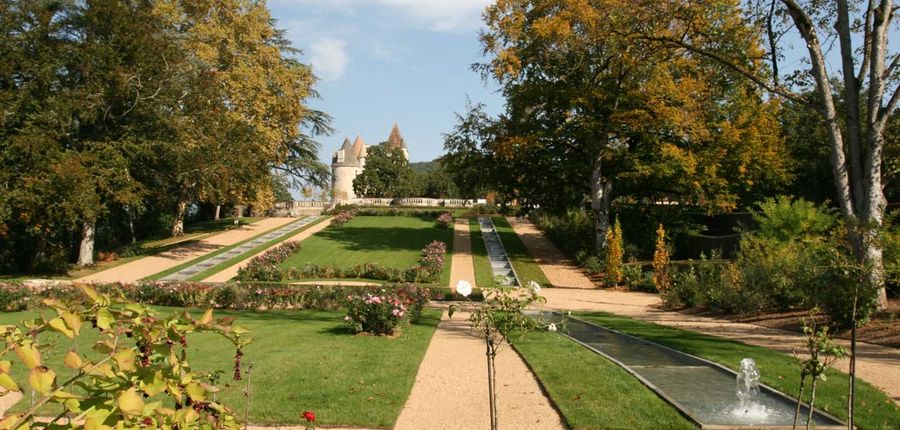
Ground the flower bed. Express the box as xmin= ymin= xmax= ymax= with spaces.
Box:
xmin=236 ymin=240 xmax=302 ymax=282
xmin=344 ymin=292 xmax=410 ymax=335
xmin=0 ymin=281 xmax=432 ymax=316
xmin=278 ymin=240 xmax=448 ymax=284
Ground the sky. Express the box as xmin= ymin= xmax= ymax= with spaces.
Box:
xmin=267 ymin=0 xmax=505 ymax=164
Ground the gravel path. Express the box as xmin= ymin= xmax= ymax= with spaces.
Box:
xmin=77 ymin=218 xmax=297 ymax=283
xmin=449 ymin=218 xmax=476 ymax=291
xmin=505 ymin=217 xmax=594 ymax=289
xmin=394 ymin=311 xmax=566 ymax=430
xmin=201 ymin=217 xmax=332 ymax=282
xmin=540 ymin=288 xmax=900 ymax=404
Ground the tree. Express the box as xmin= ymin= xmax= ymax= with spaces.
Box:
xmin=641 ymin=0 xmax=898 ymax=307
xmin=477 ymin=0 xmax=791 ymax=249
xmin=352 ymin=144 xmax=416 ymax=198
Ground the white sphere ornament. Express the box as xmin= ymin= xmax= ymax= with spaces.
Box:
xmin=455 ymin=280 xmax=473 ymax=297
xmin=528 ymin=280 xmax=542 ymax=295
xmin=548 ymin=323 xmax=557 ymax=332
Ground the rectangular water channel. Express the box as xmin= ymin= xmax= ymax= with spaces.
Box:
xmin=553 ymin=315 xmax=845 ymax=429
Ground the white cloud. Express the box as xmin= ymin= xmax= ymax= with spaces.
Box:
xmin=309 ymin=38 xmax=349 ymax=81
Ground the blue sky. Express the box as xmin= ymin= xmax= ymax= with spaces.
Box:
xmin=268 ymin=0 xmax=504 ymax=163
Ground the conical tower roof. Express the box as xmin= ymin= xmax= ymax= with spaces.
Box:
xmin=340 ymin=137 xmax=353 ymax=151
xmin=386 ymin=123 xmax=406 ymax=149
xmin=352 ymin=135 xmax=366 ymax=159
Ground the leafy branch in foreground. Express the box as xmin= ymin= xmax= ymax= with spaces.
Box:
xmin=0 ymin=284 xmax=251 ymax=429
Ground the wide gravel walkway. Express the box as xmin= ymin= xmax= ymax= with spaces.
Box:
xmin=505 ymin=217 xmax=594 ymax=289
xmin=77 ymin=218 xmax=296 ymax=283
xmin=394 ymin=311 xmax=566 ymax=430
xmin=202 ymin=217 xmax=332 ymax=282
xmin=449 ymin=217 xmax=476 ymax=291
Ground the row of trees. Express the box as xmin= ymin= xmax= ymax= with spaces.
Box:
xmin=443 ymin=0 xmax=898 ymax=308
xmin=0 ymin=0 xmax=329 ymax=273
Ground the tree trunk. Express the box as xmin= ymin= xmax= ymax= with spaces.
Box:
xmin=486 ymin=336 xmax=498 ymax=430
xmin=77 ymin=219 xmax=95 ymax=267
xmin=126 ymin=206 xmax=136 ymax=244
xmin=172 ymin=200 xmax=187 ymax=237
xmin=806 ymin=378 xmax=818 ymax=430
xmin=214 ymin=204 xmax=221 ymax=221
xmin=793 ymin=375 xmax=805 ymax=429
xmin=591 ymin=154 xmax=612 ymax=252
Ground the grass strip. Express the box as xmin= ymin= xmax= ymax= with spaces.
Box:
xmin=145 ymin=218 xmax=309 ymax=281
xmin=490 ymin=216 xmax=552 ymax=287
xmin=468 ymin=218 xmax=496 ymax=288
xmin=576 ymin=312 xmax=900 ymax=429
xmin=186 ymin=216 xmax=329 ymax=281
xmin=514 ymin=331 xmax=695 ymax=429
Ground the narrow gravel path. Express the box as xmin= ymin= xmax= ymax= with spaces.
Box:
xmin=77 ymin=218 xmax=297 ymax=283
xmin=202 ymin=217 xmax=332 ymax=282
xmin=505 ymin=217 xmax=594 ymax=289
xmin=449 ymin=218 xmax=476 ymax=291
xmin=394 ymin=311 xmax=566 ymax=430
xmin=541 ymin=288 xmax=900 ymax=404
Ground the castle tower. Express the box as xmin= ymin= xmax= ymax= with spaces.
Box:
xmin=331 ymin=136 xmax=366 ymax=202
xmin=386 ymin=123 xmax=409 ymax=160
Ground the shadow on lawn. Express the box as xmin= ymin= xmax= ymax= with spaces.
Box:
xmin=311 ymin=226 xmax=453 ymax=253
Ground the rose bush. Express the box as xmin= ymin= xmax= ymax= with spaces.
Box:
xmin=330 ymin=210 xmax=355 ymax=227
xmin=343 ymin=291 xmax=410 ymax=335
xmin=436 ymin=212 xmax=453 ymax=229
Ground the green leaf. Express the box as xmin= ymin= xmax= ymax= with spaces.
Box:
xmin=15 ymin=344 xmax=41 ymax=369
xmin=141 ymin=371 xmax=167 ymax=397
xmin=114 ymin=349 xmax=136 ymax=372
xmin=96 ymin=308 xmax=114 ymax=330
xmin=28 ymin=366 xmax=55 ymax=395
xmin=61 ymin=311 xmax=83 ymax=335
xmin=48 ymin=317 xmax=74 ymax=339
xmin=117 ymin=387 xmax=145 ymax=417
xmin=64 ymin=350 xmax=83 ymax=370
xmin=184 ymin=382 xmax=206 ymax=402
xmin=0 ymin=371 xmax=19 ymax=392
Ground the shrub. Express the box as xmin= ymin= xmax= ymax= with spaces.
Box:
xmin=605 ymin=218 xmax=624 ymax=286
xmin=531 ymin=209 xmax=594 ymax=260
xmin=0 ymin=285 xmax=247 ymax=429
xmin=343 ymin=291 xmax=410 ymax=335
xmin=437 ymin=212 xmax=454 ymax=229
xmin=752 ymin=196 xmax=838 ymax=241
xmin=0 ymin=283 xmax=30 ymax=311
xmin=652 ymin=224 xmax=671 ymax=293
xmin=736 ymin=235 xmax=819 ymax=310
xmin=330 ymin=210 xmax=355 ymax=227
xmin=622 ymin=262 xmax=655 ymax=293
xmin=236 ymin=240 xmax=301 ymax=282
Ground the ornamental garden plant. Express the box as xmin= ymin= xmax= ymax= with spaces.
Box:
xmin=0 ymin=284 xmax=249 ymax=429
xmin=436 ymin=212 xmax=453 ymax=229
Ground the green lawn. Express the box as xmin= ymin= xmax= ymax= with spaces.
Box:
xmin=576 ymin=312 xmax=900 ymax=429
xmin=0 ymin=307 xmax=441 ymax=427
xmin=280 ymin=216 xmax=454 ymax=281
xmin=514 ymin=331 xmax=695 ymax=430
xmin=490 ymin=217 xmax=552 ymax=287
xmin=468 ymin=218 xmax=496 ymax=288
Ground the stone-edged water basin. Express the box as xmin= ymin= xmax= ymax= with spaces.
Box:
xmin=552 ymin=315 xmax=846 ymax=429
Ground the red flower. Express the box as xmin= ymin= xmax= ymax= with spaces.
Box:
xmin=303 ymin=411 xmax=316 ymax=422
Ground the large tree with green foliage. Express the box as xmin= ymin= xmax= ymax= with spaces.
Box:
xmin=640 ymin=0 xmax=898 ymax=307
xmin=353 ymin=145 xmax=416 ymax=198
xmin=470 ymin=0 xmax=791 ymax=249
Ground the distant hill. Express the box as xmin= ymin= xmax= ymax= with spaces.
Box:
xmin=410 ymin=160 xmax=439 ymax=174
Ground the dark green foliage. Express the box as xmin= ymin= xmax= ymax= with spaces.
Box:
xmin=353 ymin=145 xmax=416 ymax=198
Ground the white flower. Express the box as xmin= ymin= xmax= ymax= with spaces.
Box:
xmin=548 ymin=323 xmax=557 ymax=332
xmin=528 ymin=280 xmax=542 ymax=295
xmin=455 ymin=280 xmax=473 ymax=297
